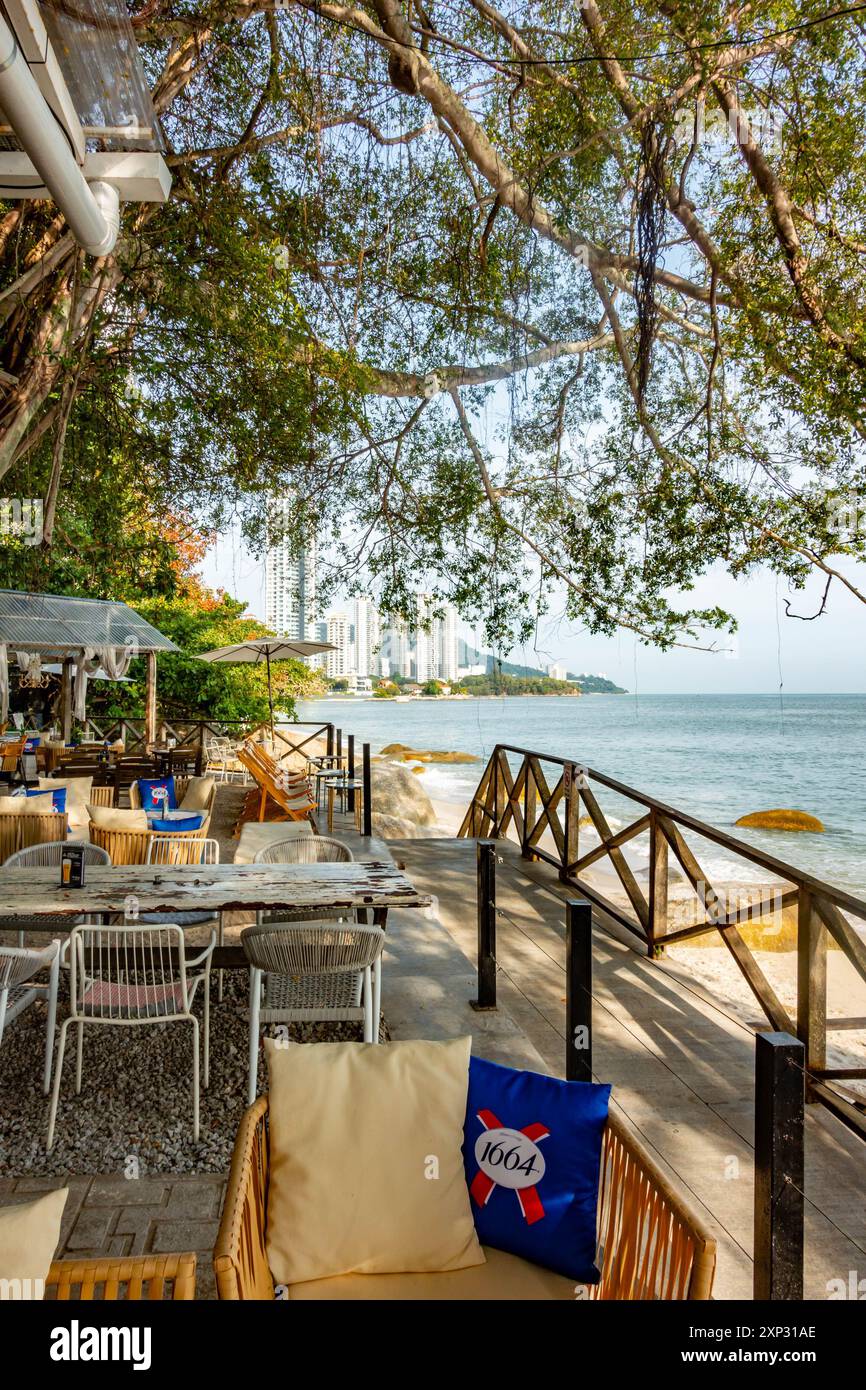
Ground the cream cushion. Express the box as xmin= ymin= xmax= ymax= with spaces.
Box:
xmin=87 ymin=804 xmax=148 ymax=831
xmin=0 ymin=1188 xmax=68 ymax=1298
xmin=0 ymin=793 xmax=56 ymax=814
xmin=265 ymin=1037 xmax=484 ymax=1285
xmin=287 ymin=1245 xmax=577 ymax=1300
xmin=179 ymin=775 xmax=215 ymax=812
xmin=39 ymin=776 xmax=92 ymax=831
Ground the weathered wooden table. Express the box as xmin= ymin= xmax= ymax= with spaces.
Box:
xmin=0 ymin=861 xmax=431 ymax=972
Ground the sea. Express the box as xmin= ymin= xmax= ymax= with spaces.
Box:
xmin=294 ymin=693 xmax=866 ymax=900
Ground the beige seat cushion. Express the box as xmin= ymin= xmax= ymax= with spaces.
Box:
xmin=234 ymin=820 xmax=312 ymax=865
xmin=0 ymin=793 xmax=56 ymax=814
xmin=179 ymin=775 xmax=215 ymax=812
xmin=39 ymin=776 xmax=93 ymax=831
xmin=0 ymin=1188 xmax=68 ymax=1298
xmin=87 ymin=804 xmax=148 ymax=831
xmin=265 ymin=1037 xmax=484 ymax=1285
xmin=287 ymin=1244 xmax=577 ymax=1300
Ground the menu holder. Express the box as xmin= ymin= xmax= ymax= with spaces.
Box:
xmin=61 ymin=844 xmax=86 ymax=888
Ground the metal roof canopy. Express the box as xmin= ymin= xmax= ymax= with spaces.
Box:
xmin=0 ymin=588 xmax=178 ymax=655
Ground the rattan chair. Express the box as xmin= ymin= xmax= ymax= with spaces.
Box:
xmin=0 ymin=810 xmax=67 ymax=864
xmin=213 ymin=1097 xmax=717 ymax=1301
xmin=241 ymin=921 xmax=385 ymax=1103
xmin=47 ymin=1252 xmax=196 ymax=1300
xmin=0 ymin=840 xmax=111 ymax=946
xmin=88 ymin=824 xmax=206 ymax=866
xmin=46 ymin=920 xmax=216 ymax=1148
xmin=0 ymin=940 xmax=60 ymax=1092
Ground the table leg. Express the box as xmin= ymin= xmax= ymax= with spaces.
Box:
xmin=372 ymin=907 xmax=387 ymax=1038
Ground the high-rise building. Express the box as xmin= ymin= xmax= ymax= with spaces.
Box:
xmin=412 ymin=596 xmax=460 ymax=683
xmin=353 ymin=598 xmax=382 ymax=677
xmin=324 ymin=613 xmax=353 ymax=679
xmin=265 ymin=496 xmax=317 ymax=640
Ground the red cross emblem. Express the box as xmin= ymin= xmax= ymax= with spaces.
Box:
xmin=470 ymin=1108 xmax=549 ymax=1225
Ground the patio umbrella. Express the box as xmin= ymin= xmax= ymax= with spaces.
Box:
xmin=196 ymin=638 xmax=335 ymax=738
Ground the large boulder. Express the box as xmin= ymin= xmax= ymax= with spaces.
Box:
xmin=370 ymin=759 xmax=438 ymax=828
xmin=735 ymin=808 xmax=825 ymax=832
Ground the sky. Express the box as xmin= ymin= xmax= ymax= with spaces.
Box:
xmin=201 ymin=529 xmax=866 ymax=695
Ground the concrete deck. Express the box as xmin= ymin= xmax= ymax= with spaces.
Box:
xmin=387 ymin=834 xmax=866 ymax=1300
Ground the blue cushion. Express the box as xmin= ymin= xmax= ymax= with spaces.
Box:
xmin=27 ymin=786 xmax=66 ymax=813
xmin=150 ymin=813 xmax=204 ymax=832
xmin=138 ymin=776 xmax=177 ymax=811
xmin=462 ymin=1055 xmax=610 ymax=1283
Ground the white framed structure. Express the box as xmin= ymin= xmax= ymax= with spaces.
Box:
xmin=0 ymin=0 xmax=171 ymax=256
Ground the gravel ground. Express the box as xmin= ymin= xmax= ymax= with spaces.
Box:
xmin=0 ymin=969 xmax=388 ymax=1178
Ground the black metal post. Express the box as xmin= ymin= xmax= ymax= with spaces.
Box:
xmin=754 ymin=1031 xmax=805 ymax=1300
xmin=471 ymin=840 xmax=497 ymax=1010
xmin=347 ymin=734 xmax=356 ymax=813
xmin=566 ymin=899 xmax=593 ymax=1081
xmin=362 ymin=742 xmax=372 ymax=838
xmin=327 ymin=724 xmax=334 ymax=758
xmin=336 ymin=727 xmax=342 ymax=764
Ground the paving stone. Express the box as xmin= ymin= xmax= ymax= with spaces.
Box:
xmin=66 ymin=1208 xmax=116 ymax=1251
xmin=162 ymin=1179 xmax=223 ymax=1220
xmin=114 ymin=1205 xmax=168 ymax=1239
xmin=150 ymin=1219 xmax=219 ymax=1254
xmin=85 ymin=1176 xmax=170 ymax=1207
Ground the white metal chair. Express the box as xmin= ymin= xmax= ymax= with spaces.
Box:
xmin=0 ymin=941 xmax=61 ymax=1093
xmin=0 ymin=840 xmax=111 ymax=946
xmin=241 ymin=920 xmax=385 ymax=1103
xmin=46 ymin=920 xmax=215 ymax=1149
xmin=205 ymin=736 xmax=248 ymax=784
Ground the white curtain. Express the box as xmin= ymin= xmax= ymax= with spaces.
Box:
xmin=0 ymin=644 xmax=7 ymax=725
xmin=73 ymin=645 xmax=135 ymax=721
xmin=15 ymin=650 xmax=42 ymax=682
xmin=99 ymin=644 xmax=135 ymax=680
xmin=73 ymin=648 xmax=101 ymax=721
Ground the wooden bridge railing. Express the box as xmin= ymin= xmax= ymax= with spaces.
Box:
xmin=458 ymin=744 xmax=866 ymax=1140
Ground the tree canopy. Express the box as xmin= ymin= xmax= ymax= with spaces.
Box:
xmin=2 ymin=0 xmax=866 ymax=651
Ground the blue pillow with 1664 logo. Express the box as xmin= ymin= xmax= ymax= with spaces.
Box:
xmin=462 ymin=1055 xmax=610 ymax=1282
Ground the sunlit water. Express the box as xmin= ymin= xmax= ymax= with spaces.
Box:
xmin=294 ymin=693 xmax=866 ymax=900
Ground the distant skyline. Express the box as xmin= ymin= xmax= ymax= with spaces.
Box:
xmin=201 ymin=528 xmax=866 ymax=694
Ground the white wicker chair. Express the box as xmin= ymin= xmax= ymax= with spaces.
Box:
xmin=0 ymin=941 xmax=61 ymax=1093
xmin=0 ymin=840 xmax=111 ymax=946
xmin=241 ymin=921 xmax=385 ymax=1103
xmin=46 ymin=921 xmax=215 ymax=1149
xmin=252 ymin=835 xmax=354 ymax=866
xmin=144 ymin=836 xmax=224 ymax=999
xmin=248 ymin=834 xmax=383 ymax=1053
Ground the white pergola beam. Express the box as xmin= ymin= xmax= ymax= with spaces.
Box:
xmin=0 ymin=151 xmax=172 ymax=204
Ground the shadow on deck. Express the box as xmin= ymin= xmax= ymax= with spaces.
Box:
xmin=382 ymin=832 xmax=866 ymax=1302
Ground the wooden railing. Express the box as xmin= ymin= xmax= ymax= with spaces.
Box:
xmin=459 ymin=744 xmax=866 ymax=1139
xmin=82 ymin=717 xmax=336 ymax=759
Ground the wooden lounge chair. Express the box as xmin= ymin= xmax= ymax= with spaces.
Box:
xmin=46 ymin=1252 xmax=196 ymax=1300
xmin=236 ymin=743 xmax=316 ymax=826
xmin=213 ymin=1097 xmax=717 ymax=1301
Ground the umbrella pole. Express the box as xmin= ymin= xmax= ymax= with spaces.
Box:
xmin=266 ymin=650 xmax=274 ymax=742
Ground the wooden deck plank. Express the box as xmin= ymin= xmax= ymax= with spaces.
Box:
xmin=387 ymin=834 xmax=866 ymax=1302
